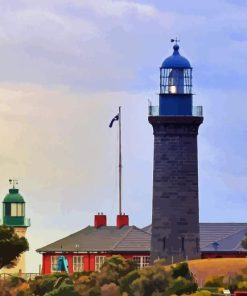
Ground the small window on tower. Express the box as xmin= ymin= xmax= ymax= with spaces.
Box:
xmin=5 ymin=204 xmax=11 ymax=216
xmin=163 ymin=237 xmax=166 ymax=251
xmin=181 ymin=237 xmax=185 ymax=252
xmin=196 ymin=238 xmax=200 ymax=253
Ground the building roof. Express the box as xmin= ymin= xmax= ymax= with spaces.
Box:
xmin=3 ymin=188 xmax=25 ymax=203
xmin=37 ymin=223 xmax=247 ymax=254
xmin=161 ymin=44 xmax=191 ymax=69
xmin=143 ymin=223 xmax=247 ymax=253
xmin=37 ymin=225 xmax=151 ymax=253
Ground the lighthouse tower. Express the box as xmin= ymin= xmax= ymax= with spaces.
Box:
xmin=1 ymin=179 xmax=30 ymax=273
xmin=149 ymin=41 xmax=203 ymax=264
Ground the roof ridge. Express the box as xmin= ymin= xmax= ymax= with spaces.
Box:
xmin=203 ymin=227 xmax=247 ymax=249
xmin=111 ymin=226 xmax=134 ymax=250
xmin=133 ymin=225 xmax=152 ymax=236
xmin=216 ymin=227 xmax=247 ymax=245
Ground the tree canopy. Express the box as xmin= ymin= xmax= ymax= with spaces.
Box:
xmin=0 ymin=225 xmax=29 ymax=269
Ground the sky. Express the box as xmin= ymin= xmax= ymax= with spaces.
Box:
xmin=0 ymin=0 xmax=247 ymax=272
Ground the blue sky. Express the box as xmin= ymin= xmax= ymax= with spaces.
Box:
xmin=0 ymin=0 xmax=247 ymax=272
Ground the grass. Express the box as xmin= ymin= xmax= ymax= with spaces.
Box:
xmin=187 ymin=258 xmax=247 ymax=286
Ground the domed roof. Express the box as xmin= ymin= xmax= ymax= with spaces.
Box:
xmin=161 ymin=44 xmax=191 ymax=69
xmin=3 ymin=188 xmax=25 ymax=203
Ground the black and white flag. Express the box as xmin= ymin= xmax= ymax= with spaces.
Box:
xmin=109 ymin=114 xmax=119 ymax=128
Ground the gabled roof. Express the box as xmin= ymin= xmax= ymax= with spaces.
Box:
xmin=37 ymin=225 xmax=151 ymax=253
xmin=143 ymin=223 xmax=247 ymax=253
xmin=37 ymin=223 xmax=247 ymax=254
xmin=200 ymin=223 xmax=247 ymax=252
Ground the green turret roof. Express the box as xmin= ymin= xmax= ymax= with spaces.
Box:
xmin=3 ymin=188 xmax=25 ymax=203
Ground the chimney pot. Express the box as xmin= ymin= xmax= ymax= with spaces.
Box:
xmin=117 ymin=214 xmax=129 ymax=228
xmin=94 ymin=213 xmax=107 ymax=228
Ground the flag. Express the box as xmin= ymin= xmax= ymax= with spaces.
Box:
xmin=109 ymin=114 xmax=119 ymax=128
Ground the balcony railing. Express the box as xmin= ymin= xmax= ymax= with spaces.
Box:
xmin=148 ymin=105 xmax=203 ymax=117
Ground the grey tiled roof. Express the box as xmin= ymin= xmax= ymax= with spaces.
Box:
xmin=37 ymin=223 xmax=247 ymax=254
xmin=200 ymin=223 xmax=247 ymax=252
xmin=37 ymin=225 xmax=151 ymax=253
xmin=142 ymin=223 xmax=247 ymax=252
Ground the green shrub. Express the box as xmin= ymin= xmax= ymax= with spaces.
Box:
xmin=44 ymin=282 xmax=79 ymax=296
xmin=130 ymin=261 xmax=170 ymax=296
xmin=29 ymin=275 xmax=60 ymax=295
xmin=168 ymin=276 xmax=198 ymax=295
xmin=171 ymin=262 xmax=193 ymax=280
xmin=119 ymin=269 xmax=139 ymax=295
xmin=204 ymin=276 xmax=224 ymax=288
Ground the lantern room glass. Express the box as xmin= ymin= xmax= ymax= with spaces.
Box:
xmin=160 ymin=68 xmax=192 ymax=94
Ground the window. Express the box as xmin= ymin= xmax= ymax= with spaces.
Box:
xmin=51 ymin=256 xmax=59 ymax=272
xmin=181 ymin=237 xmax=185 ymax=252
xmin=133 ymin=256 xmax=150 ymax=269
xmin=11 ymin=203 xmax=24 ymax=216
xmin=163 ymin=237 xmax=166 ymax=251
xmin=73 ymin=256 xmax=84 ymax=272
xmin=196 ymin=238 xmax=200 ymax=253
xmin=95 ymin=256 xmax=105 ymax=271
xmin=4 ymin=204 xmax=11 ymax=216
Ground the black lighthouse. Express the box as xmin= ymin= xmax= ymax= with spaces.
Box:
xmin=149 ymin=41 xmax=203 ymax=264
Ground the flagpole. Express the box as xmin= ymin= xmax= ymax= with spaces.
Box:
xmin=119 ymin=106 xmax=122 ymax=215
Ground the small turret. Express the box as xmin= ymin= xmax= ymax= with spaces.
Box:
xmin=2 ymin=179 xmax=30 ymax=227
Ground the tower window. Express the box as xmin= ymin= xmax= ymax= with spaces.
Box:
xmin=181 ymin=237 xmax=185 ymax=252
xmin=11 ymin=203 xmax=24 ymax=216
xmin=196 ymin=238 xmax=200 ymax=253
xmin=163 ymin=237 xmax=166 ymax=251
xmin=4 ymin=204 xmax=11 ymax=216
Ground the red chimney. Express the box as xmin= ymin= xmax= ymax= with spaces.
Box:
xmin=94 ymin=213 xmax=107 ymax=228
xmin=117 ymin=214 xmax=129 ymax=228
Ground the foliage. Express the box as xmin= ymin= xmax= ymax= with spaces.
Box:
xmin=130 ymin=260 xmax=170 ymax=296
xmin=204 ymin=275 xmax=225 ymax=288
xmin=171 ymin=261 xmax=194 ymax=280
xmin=0 ymin=225 xmax=29 ymax=269
xmin=44 ymin=281 xmax=79 ymax=296
xmin=184 ymin=291 xmax=212 ymax=296
xmin=168 ymin=276 xmax=198 ymax=295
xmin=119 ymin=269 xmax=139 ymax=295
xmin=0 ymin=256 xmax=204 ymax=295
xmin=30 ymin=275 xmax=62 ymax=295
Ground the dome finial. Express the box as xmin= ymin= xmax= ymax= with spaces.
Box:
xmin=171 ymin=37 xmax=180 ymax=52
xmin=9 ymin=178 xmax=18 ymax=189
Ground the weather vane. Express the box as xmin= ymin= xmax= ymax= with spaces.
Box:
xmin=9 ymin=178 xmax=18 ymax=189
xmin=171 ymin=38 xmax=180 ymax=45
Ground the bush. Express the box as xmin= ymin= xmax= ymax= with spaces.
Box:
xmin=44 ymin=282 xmax=79 ymax=296
xmin=185 ymin=290 xmax=212 ymax=296
xmin=30 ymin=274 xmax=62 ymax=296
xmin=168 ymin=276 xmax=198 ymax=295
xmin=119 ymin=269 xmax=139 ymax=295
xmin=204 ymin=276 xmax=225 ymax=288
xmin=171 ymin=262 xmax=193 ymax=280
xmin=130 ymin=261 xmax=170 ymax=296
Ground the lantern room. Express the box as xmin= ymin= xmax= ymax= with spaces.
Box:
xmin=2 ymin=180 xmax=30 ymax=228
xmin=159 ymin=41 xmax=193 ymax=116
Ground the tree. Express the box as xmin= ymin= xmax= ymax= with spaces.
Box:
xmin=0 ymin=225 xmax=29 ymax=269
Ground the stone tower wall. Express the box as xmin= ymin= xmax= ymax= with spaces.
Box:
xmin=149 ymin=116 xmax=203 ymax=264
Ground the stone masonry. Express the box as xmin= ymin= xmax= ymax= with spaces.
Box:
xmin=149 ymin=116 xmax=203 ymax=264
